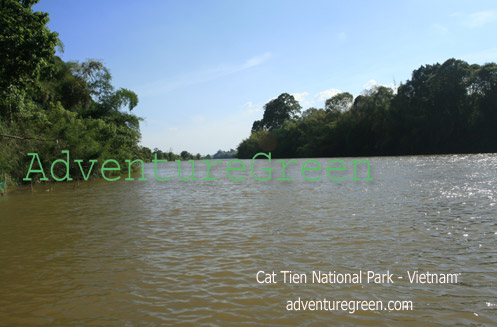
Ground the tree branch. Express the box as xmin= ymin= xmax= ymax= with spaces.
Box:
xmin=0 ymin=133 xmax=56 ymax=142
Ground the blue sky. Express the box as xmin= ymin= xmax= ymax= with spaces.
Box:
xmin=35 ymin=0 xmax=497 ymax=155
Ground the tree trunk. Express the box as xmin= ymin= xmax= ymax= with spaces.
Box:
xmin=0 ymin=133 xmax=55 ymax=142
xmin=9 ymin=102 xmax=13 ymax=126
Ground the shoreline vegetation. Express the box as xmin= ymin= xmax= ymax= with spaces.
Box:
xmin=236 ymin=60 xmax=497 ymax=159
xmin=22 ymin=151 xmax=372 ymax=182
xmin=0 ymin=0 xmax=205 ymax=186
xmin=2 ymin=1 xmax=497 ymax=187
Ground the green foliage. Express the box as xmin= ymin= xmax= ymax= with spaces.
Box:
xmin=0 ymin=2 xmax=148 ymax=182
xmin=325 ymin=92 xmax=353 ymax=114
xmin=253 ymin=93 xmax=302 ymax=132
xmin=238 ymin=59 xmax=497 ymax=158
xmin=151 ymin=148 xmax=209 ymax=161
xmin=153 ymin=148 xmax=180 ymax=161
xmin=0 ymin=0 xmax=59 ymax=123
xmin=212 ymin=149 xmax=237 ymax=159
xmin=0 ymin=0 xmax=58 ymax=90
xmin=113 ymin=88 xmax=139 ymax=111
xmin=180 ymin=150 xmax=193 ymax=160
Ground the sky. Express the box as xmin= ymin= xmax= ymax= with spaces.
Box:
xmin=34 ymin=0 xmax=497 ymax=155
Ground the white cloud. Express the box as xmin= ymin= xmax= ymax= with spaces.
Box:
xmin=286 ymin=88 xmax=345 ymax=108
xmin=465 ymin=11 xmax=496 ymax=28
xmin=291 ymin=92 xmax=312 ymax=108
xmin=138 ymin=52 xmax=272 ymax=97
xmin=315 ymin=88 xmax=341 ymax=102
xmin=243 ymin=101 xmax=262 ymax=114
xmin=291 ymin=92 xmax=309 ymax=103
xmin=363 ymin=79 xmax=378 ymax=90
xmin=242 ymin=52 xmax=272 ymax=69
xmin=362 ymin=79 xmax=398 ymax=93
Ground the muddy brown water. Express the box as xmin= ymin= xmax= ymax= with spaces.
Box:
xmin=0 ymin=155 xmax=496 ymax=326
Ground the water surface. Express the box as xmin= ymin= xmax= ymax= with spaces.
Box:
xmin=0 ymin=155 xmax=496 ymax=326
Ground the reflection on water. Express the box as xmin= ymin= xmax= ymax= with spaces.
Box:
xmin=0 ymin=155 xmax=496 ymax=326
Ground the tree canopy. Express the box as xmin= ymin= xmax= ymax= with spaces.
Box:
xmin=251 ymin=93 xmax=302 ymax=132
xmin=0 ymin=0 xmax=59 ymax=124
xmin=238 ymin=58 xmax=497 ymax=159
xmin=0 ymin=0 xmax=148 ymax=182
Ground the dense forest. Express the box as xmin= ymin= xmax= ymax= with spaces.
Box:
xmin=0 ymin=0 xmax=157 ymax=183
xmin=238 ymin=59 xmax=497 ymax=158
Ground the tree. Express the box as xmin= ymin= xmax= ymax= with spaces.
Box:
xmin=325 ymin=92 xmax=353 ymax=113
xmin=239 ymin=58 xmax=497 ymax=158
xmin=0 ymin=1 xmax=150 ymax=182
xmin=212 ymin=149 xmax=237 ymax=159
xmin=0 ymin=0 xmax=59 ymax=124
xmin=72 ymin=59 xmax=113 ymax=101
xmin=392 ymin=59 xmax=471 ymax=153
xmin=251 ymin=119 xmax=264 ymax=133
xmin=66 ymin=59 xmax=139 ymax=118
xmin=180 ymin=150 xmax=192 ymax=160
xmin=139 ymin=146 xmax=153 ymax=162
xmin=261 ymin=93 xmax=301 ymax=130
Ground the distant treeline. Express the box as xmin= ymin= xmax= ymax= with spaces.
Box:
xmin=212 ymin=149 xmax=237 ymax=159
xmin=151 ymin=148 xmax=211 ymax=161
xmin=147 ymin=148 xmax=237 ymax=162
xmin=0 ymin=0 xmax=150 ymax=183
xmin=238 ymin=58 xmax=497 ymax=158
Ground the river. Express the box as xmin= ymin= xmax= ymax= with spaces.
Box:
xmin=0 ymin=155 xmax=496 ymax=326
